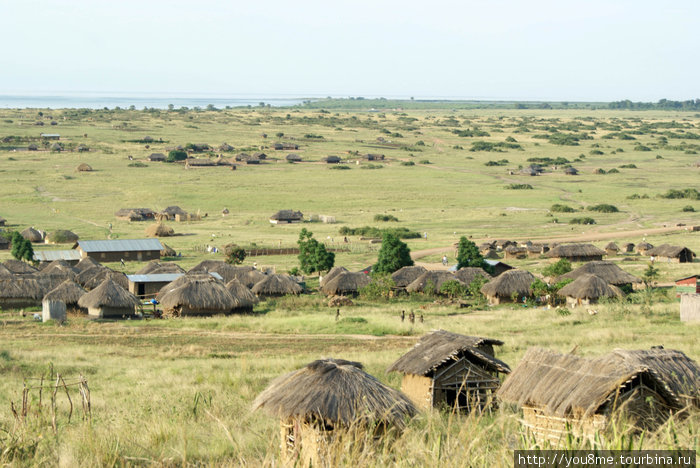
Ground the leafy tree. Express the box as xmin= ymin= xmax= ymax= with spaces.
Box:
xmin=224 ymin=244 xmax=246 ymax=265
xmin=642 ymin=262 xmax=659 ymax=288
xmin=374 ymin=232 xmax=413 ymax=274
xmin=455 ymin=236 xmax=492 ymax=273
xmin=542 ymin=258 xmax=572 ymax=277
xmin=359 ymin=274 xmax=395 ymax=300
xmin=297 ymin=228 xmax=334 ymax=274
xmin=10 ymin=232 xmax=34 ymax=262
xmin=439 ymin=280 xmax=467 ymax=299
xmin=167 ymin=150 xmax=187 ymax=162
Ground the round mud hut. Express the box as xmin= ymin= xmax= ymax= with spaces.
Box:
xmin=320 ymin=271 xmax=370 ymax=296
xmin=225 ymin=278 xmax=260 ymax=311
xmin=2 ymin=259 xmax=38 ymax=275
xmin=77 ymin=278 xmax=139 ymax=318
xmin=251 ymin=274 xmax=302 ymax=297
xmin=405 ymin=271 xmax=463 ymax=295
xmin=43 ymin=279 xmax=87 ymax=314
xmin=454 ymin=267 xmax=491 ymax=287
xmin=557 ymin=274 xmax=623 ymax=307
xmin=391 ymin=265 xmax=427 ymax=290
xmin=253 ymin=358 xmax=417 ymax=467
xmin=157 ymin=274 xmax=237 ymax=317
xmin=320 ymin=266 xmax=349 ymax=288
xmin=21 ymin=227 xmax=44 ymax=243
xmin=45 ymin=230 xmax=80 ymax=244
xmin=480 ymin=269 xmax=536 ymax=305
xmin=558 ymin=261 xmax=641 ymax=291
xmin=135 ymin=261 xmax=185 ymax=275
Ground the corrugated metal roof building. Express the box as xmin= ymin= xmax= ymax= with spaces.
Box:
xmin=33 ymin=250 xmax=83 ymax=264
xmin=126 ymin=272 xmax=222 ymax=298
xmin=77 ymin=239 xmax=163 ymax=262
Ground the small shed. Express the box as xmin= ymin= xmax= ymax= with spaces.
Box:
xmin=646 ymin=244 xmax=695 ymax=263
xmin=269 ymin=210 xmax=303 ymax=224
xmin=497 ymin=348 xmax=681 ymax=444
xmin=77 ymin=278 xmax=139 ymax=318
xmin=545 ymin=243 xmax=605 ymax=262
xmin=675 ymin=275 xmax=699 ymax=296
xmin=253 ymin=358 xmax=417 ymax=467
xmin=480 ymin=269 xmax=535 ymax=305
xmin=680 ymin=294 xmax=700 ymax=323
xmin=388 ymin=330 xmax=510 ymax=412
xmin=557 ymin=274 xmax=623 ymax=307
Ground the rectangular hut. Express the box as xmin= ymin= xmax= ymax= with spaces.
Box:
xmin=77 ymin=239 xmax=163 ymax=262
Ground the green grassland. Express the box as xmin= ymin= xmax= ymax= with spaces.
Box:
xmin=0 ymin=105 xmax=699 ymax=465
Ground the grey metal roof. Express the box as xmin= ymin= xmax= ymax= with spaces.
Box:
xmin=78 ymin=238 xmax=163 ymax=253
xmin=33 ymin=250 xmax=83 ymax=262
xmin=127 ymin=272 xmax=222 ymax=283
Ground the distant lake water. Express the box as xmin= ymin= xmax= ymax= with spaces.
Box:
xmin=0 ymin=94 xmax=307 ymax=109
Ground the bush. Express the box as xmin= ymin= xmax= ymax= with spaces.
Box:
xmin=542 ymin=258 xmax=572 ymax=277
xmin=506 ymin=184 xmax=533 ymax=190
xmin=374 ymin=233 xmax=413 ymax=274
xmin=589 ymin=150 xmax=604 ymax=155
xmin=588 ymin=204 xmax=619 ymax=213
xmin=128 ymin=162 xmax=148 ymax=167
xmin=224 ymin=245 xmax=246 ymax=265
xmin=607 ymin=168 xmax=619 ymax=173
xmin=439 ymin=280 xmax=468 ymax=299
xmin=619 ymin=164 xmax=637 ymax=168
xmin=682 ymin=205 xmax=695 ymax=212
xmin=338 ymin=226 xmax=420 ymax=239
xmin=570 ymin=217 xmax=596 ymax=225
xmin=359 ymin=274 xmax=395 ymax=300
xmin=167 ymin=150 xmax=187 ymax=162
xmin=660 ymin=188 xmax=700 ymax=200
xmin=400 ymin=161 xmax=415 ymax=166
xmin=360 ymin=164 xmax=383 ymax=169
xmin=550 ymin=204 xmax=575 ymax=213
xmin=329 ymin=165 xmax=351 ymax=170
xmin=484 ymin=159 xmax=508 ymax=166
xmin=634 ymin=144 xmax=651 ymax=151
xmin=373 ymin=214 xmax=399 ymax=222
xmin=419 ymin=159 xmax=431 ymax=164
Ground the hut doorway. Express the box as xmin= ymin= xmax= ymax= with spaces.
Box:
xmin=137 ymin=283 xmax=145 ymax=297
xmin=432 ymin=360 xmax=499 ymax=412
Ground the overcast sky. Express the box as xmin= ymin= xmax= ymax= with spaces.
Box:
xmin=2 ymin=0 xmax=698 ymax=101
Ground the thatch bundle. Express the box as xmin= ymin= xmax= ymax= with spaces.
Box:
xmin=557 ymin=274 xmax=623 ymax=301
xmin=135 ymin=261 xmax=185 ymax=275
xmin=545 ymin=243 xmax=605 ymax=260
xmin=253 ymin=358 xmax=417 ymax=429
xmin=320 ymin=272 xmax=370 ymax=296
xmin=21 ymin=227 xmax=43 ymax=243
xmin=44 ymin=230 xmax=80 ymax=244
xmin=225 ymin=278 xmax=259 ymax=310
xmin=480 ymin=269 xmax=535 ymax=303
xmin=160 ymin=243 xmax=176 ymax=257
xmin=145 ymin=223 xmax=174 ymax=238
xmin=75 ymin=256 xmax=101 ymax=272
xmin=2 ymin=259 xmax=38 ymax=275
xmin=78 ymin=278 xmax=139 ymax=312
xmin=320 ymin=266 xmax=349 ymax=287
xmin=158 ymin=275 xmax=237 ymax=316
xmin=251 ymin=274 xmax=302 ymax=297
xmin=559 ymin=261 xmax=641 ymax=286
xmin=77 ymin=163 xmax=92 ymax=172
xmin=43 ymin=279 xmax=87 ymax=309
xmin=390 ymin=265 xmax=427 ymax=288
xmin=388 ymin=330 xmax=510 ymax=376
xmin=454 ymin=267 xmax=491 ymax=286
xmin=405 ymin=271 xmax=463 ymax=294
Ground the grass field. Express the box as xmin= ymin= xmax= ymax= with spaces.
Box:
xmin=0 ymin=105 xmax=698 ymax=465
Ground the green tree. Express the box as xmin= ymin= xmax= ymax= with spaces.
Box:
xmin=224 ymin=245 xmax=246 ymax=265
xmin=10 ymin=232 xmax=34 ymax=262
xmin=455 ymin=236 xmax=492 ymax=273
xmin=167 ymin=150 xmax=188 ymax=162
xmin=642 ymin=262 xmax=659 ymax=288
xmin=374 ymin=232 xmax=413 ymax=274
xmin=297 ymin=228 xmax=334 ymax=274
xmin=542 ymin=258 xmax=572 ymax=277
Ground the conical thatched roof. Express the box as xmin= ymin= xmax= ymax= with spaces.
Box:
xmin=497 ymin=348 xmax=680 ymax=418
xmin=135 ymin=261 xmax=185 ymax=275
xmin=189 ymin=260 xmax=239 ymax=283
xmin=225 ymin=278 xmax=260 ymax=310
xmin=2 ymin=259 xmax=38 ymax=275
xmin=45 ymin=230 xmax=79 ymax=244
xmin=545 ymin=243 xmax=605 ymax=259
xmin=635 ymin=242 xmax=654 ymax=253
xmin=145 ymin=223 xmax=174 ymax=238
xmin=21 ymin=227 xmax=43 ymax=243
xmin=454 ymin=267 xmax=491 ymax=286
xmin=604 ymin=242 xmax=619 ymax=252
xmin=646 ymin=244 xmax=695 ymax=259
xmin=610 ymin=348 xmax=699 ymax=408
xmin=251 ymin=274 xmax=302 ymax=297
xmin=158 ymin=275 xmax=237 ymax=313
xmin=38 ymin=260 xmax=78 ymax=279
xmin=160 ymin=243 xmax=176 ymax=257
xmin=78 ymin=278 xmax=139 ymax=309
xmin=75 ymin=256 xmax=101 ymax=272
xmin=156 ymin=273 xmax=213 ymax=298
xmin=160 ymin=206 xmax=187 ymax=217
xmin=77 ymin=267 xmax=128 ymax=291
xmin=0 ymin=276 xmax=49 ymax=300
xmin=405 ymin=271 xmax=463 ymax=294
xmin=43 ymin=279 xmax=87 ymax=305
xmin=557 ymin=274 xmax=623 ymax=300
xmin=237 ymin=268 xmax=267 ymax=288
xmin=253 ymin=358 xmax=417 ymax=429
xmin=559 ymin=261 xmax=641 ymax=286
xmin=480 ymin=269 xmax=535 ymax=297
xmin=320 ymin=266 xmax=349 ymax=287
xmin=391 ymin=265 xmax=427 ymax=288
xmin=388 ymin=330 xmax=510 ymax=376
xmin=320 ymin=272 xmax=370 ymax=296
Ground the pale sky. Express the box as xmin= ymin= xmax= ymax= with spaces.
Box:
xmin=1 ymin=0 xmax=698 ymax=101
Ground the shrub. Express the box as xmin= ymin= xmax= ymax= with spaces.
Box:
xmin=329 ymin=165 xmax=351 ymax=170
xmin=619 ymin=164 xmax=637 ymax=168
xmin=419 ymin=159 xmax=431 ymax=164
xmin=660 ymin=188 xmax=700 ymax=200
xmin=570 ymin=217 xmax=596 ymax=225
xmin=374 ymin=233 xmax=413 ymax=274
xmin=339 ymin=226 xmax=420 ymax=239
xmin=373 ymin=214 xmax=399 ymax=222
xmin=588 ymin=204 xmax=619 ymax=213
xmin=128 ymin=162 xmax=148 ymax=167
xmin=505 ymin=136 xmax=517 ymax=142
xmin=167 ymin=150 xmax=187 ymax=162
xmin=589 ymin=150 xmax=604 ymax=155
xmin=439 ymin=280 xmax=468 ymax=299
xmin=484 ymin=159 xmax=509 ymax=166
xmin=634 ymin=144 xmax=651 ymax=151
xmin=682 ymin=205 xmax=695 ymax=212
xmin=225 ymin=245 xmax=246 ymax=265
xmin=550 ymin=204 xmax=575 ymax=213
xmin=542 ymin=258 xmax=572 ymax=277
xmin=297 ymin=228 xmax=334 ymax=274
xmin=359 ymin=274 xmax=395 ymax=300
xmin=400 ymin=161 xmax=415 ymax=166
xmin=607 ymin=168 xmax=620 ymax=173
xmin=360 ymin=164 xmax=383 ymax=169
xmin=506 ymin=184 xmax=533 ymax=190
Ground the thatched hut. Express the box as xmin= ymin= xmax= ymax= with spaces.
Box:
xmin=323 ymin=155 xmax=341 ymax=164
xmin=225 ymin=278 xmax=259 ymax=311
xmin=286 ymin=153 xmax=302 ymax=162
xmin=557 ymin=274 xmax=623 ymax=307
xmin=78 ymin=278 xmax=139 ymax=318
xmin=545 ymin=243 xmax=605 ymax=262
xmin=43 ymin=279 xmax=87 ymax=313
xmin=269 ymin=210 xmax=303 ymax=224
xmin=251 ymin=274 xmax=302 ymax=297
xmin=27 ymin=144 xmax=38 ymax=151
xmin=480 ymin=269 xmax=535 ymax=305
xmin=253 ymin=358 xmax=417 ymax=467
xmin=635 ymin=242 xmax=654 ymax=255
xmin=2 ymin=259 xmax=39 ymax=275
xmin=604 ymin=242 xmax=619 ymax=256
xmin=497 ymin=348 xmax=681 ymax=444
xmin=406 ymin=271 xmax=463 ymax=295
xmin=75 ymin=256 xmax=101 ymax=272
xmin=157 ymin=274 xmax=237 ymax=317
xmin=45 ymin=230 xmax=79 ymax=244
xmin=454 ymin=267 xmax=491 ymax=286
xmin=320 ymin=266 xmax=349 ymax=288
xmin=236 ymin=268 xmax=267 ymax=288
xmin=77 ymin=163 xmax=92 ymax=172
xmin=148 ymin=153 xmax=166 ymax=162
xmin=159 ymin=206 xmax=187 ymax=220
xmin=564 ymin=167 xmax=579 ymax=175
xmin=21 ymin=227 xmax=44 ymax=243
xmin=135 ymin=261 xmax=185 ymax=275
xmin=623 ymin=242 xmax=635 ymax=253
xmin=646 ymin=244 xmax=695 ymax=263
xmin=391 ymin=265 xmax=427 ymax=290
xmin=504 ymin=246 xmax=527 ymax=260
xmin=320 ymin=272 xmax=370 ymax=296
xmin=189 ymin=260 xmax=240 ymax=283
xmin=38 ymin=260 xmax=78 ymax=279
xmin=0 ymin=276 xmax=48 ymax=309
xmin=388 ymin=330 xmax=510 ymax=411
xmin=0 ymin=264 xmax=13 ymax=277
xmin=145 ymin=223 xmax=174 ymax=238
xmin=77 ymin=267 xmax=129 ymax=291
xmin=558 ymin=261 xmax=641 ymax=290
